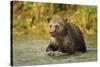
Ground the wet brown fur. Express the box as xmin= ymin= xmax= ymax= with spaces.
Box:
xmin=46 ymin=16 xmax=87 ymax=55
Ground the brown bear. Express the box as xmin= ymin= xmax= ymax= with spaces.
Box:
xmin=46 ymin=16 xmax=87 ymax=56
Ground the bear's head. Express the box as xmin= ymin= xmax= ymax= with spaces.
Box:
xmin=46 ymin=16 xmax=68 ymax=38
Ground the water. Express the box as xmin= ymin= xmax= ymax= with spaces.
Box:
xmin=12 ymin=36 xmax=97 ymax=66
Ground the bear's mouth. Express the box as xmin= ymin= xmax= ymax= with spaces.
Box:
xmin=50 ymin=34 xmax=55 ymax=37
xmin=49 ymin=33 xmax=60 ymax=37
xmin=49 ymin=33 xmax=56 ymax=37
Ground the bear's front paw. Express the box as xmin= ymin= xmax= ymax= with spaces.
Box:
xmin=47 ymin=51 xmax=55 ymax=56
xmin=54 ymin=51 xmax=63 ymax=56
xmin=47 ymin=51 xmax=64 ymax=56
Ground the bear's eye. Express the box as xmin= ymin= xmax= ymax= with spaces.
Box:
xmin=55 ymin=25 xmax=59 ymax=29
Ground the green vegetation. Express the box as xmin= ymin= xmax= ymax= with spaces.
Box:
xmin=11 ymin=1 xmax=97 ymax=40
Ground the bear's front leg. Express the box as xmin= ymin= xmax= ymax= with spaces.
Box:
xmin=46 ymin=43 xmax=59 ymax=56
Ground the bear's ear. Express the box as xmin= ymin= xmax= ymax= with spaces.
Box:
xmin=46 ymin=16 xmax=52 ymax=23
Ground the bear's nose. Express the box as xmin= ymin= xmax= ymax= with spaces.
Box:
xmin=49 ymin=29 xmax=55 ymax=33
xmin=49 ymin=31 xmax=54 ymax=34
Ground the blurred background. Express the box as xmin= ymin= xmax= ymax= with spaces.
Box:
xmin=11 ymin=1 xmax=97 ymax=40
